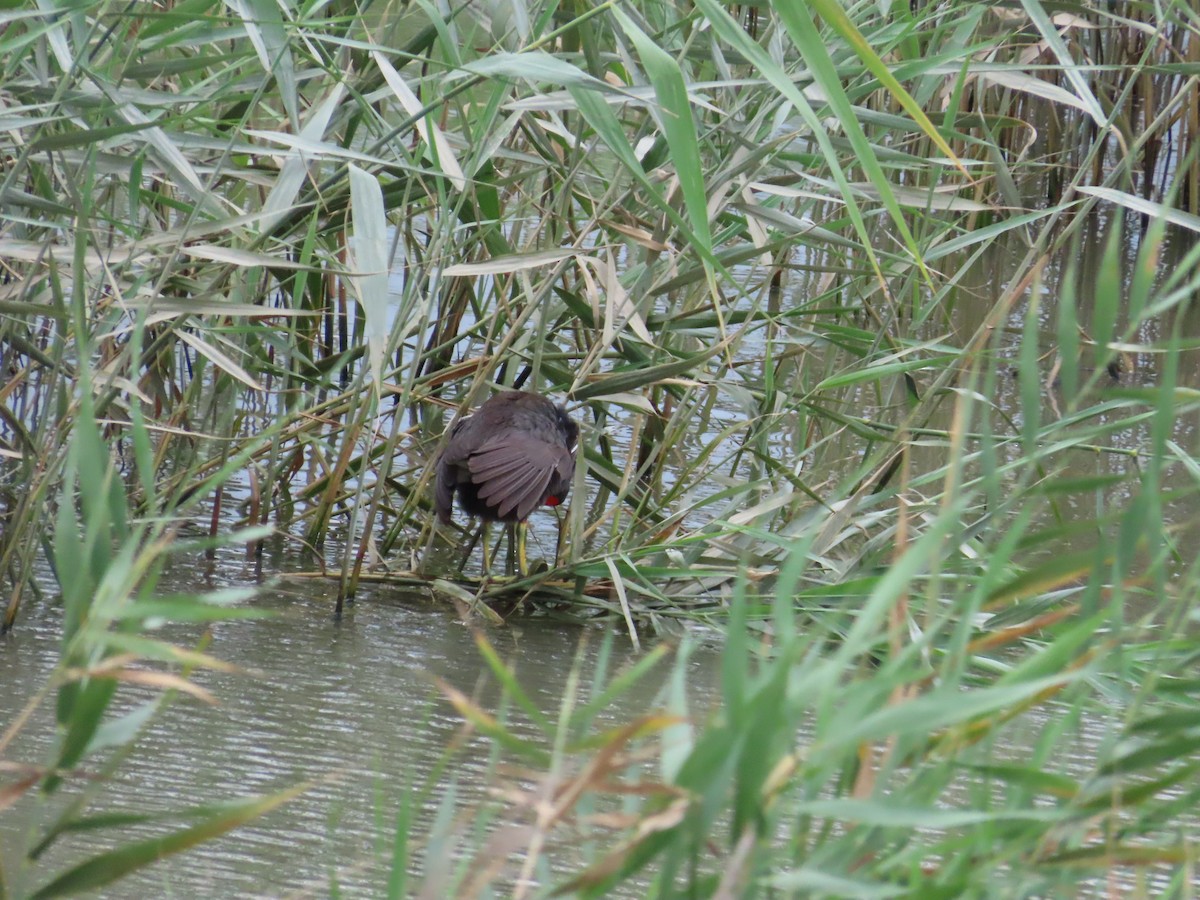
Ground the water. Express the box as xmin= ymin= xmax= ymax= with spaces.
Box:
xmin=0 ymin=555 xmax=722 ymax=897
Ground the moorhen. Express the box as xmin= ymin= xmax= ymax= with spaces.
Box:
xmin=434 ymin=390 xmax=578 ymax=573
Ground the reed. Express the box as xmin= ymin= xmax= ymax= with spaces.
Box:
xmin=2 ymin=0 xmax=1198 ymax=895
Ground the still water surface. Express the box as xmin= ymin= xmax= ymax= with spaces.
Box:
xmin=0 ymin=554 xmax=722 ymax=897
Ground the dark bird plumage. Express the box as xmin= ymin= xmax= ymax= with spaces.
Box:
xmin=435 ymin=391 xmax=578 ymax=526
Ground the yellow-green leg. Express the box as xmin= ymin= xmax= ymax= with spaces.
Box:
xmin=481 ymin=521 xmax=494 ymax=576
xmin=516 ymin=521 xmax=529 ymax=576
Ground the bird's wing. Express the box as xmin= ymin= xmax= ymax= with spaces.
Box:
xmin=469 ymin=437 xmax=565 ymax=521
xmin=434 ymin=457 xmax=457 ymax=523
xmin=433 ymin=414 xmax=478 ymax=523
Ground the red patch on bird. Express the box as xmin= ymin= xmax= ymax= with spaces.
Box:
xmin=545 ymin=496 xmax=562 ymax=507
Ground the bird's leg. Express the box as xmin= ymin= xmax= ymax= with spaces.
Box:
xmin=480 ymin=520 xmax=493 ymax=577
xmin=516 ymin=521 xmax=529 ymax=576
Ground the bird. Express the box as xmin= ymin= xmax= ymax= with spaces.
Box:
xmin=434 ymin=390 xmax=578 ymax=574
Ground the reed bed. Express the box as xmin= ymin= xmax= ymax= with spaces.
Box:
xmin=2 ymin=0 xmax=1199 ymax=895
